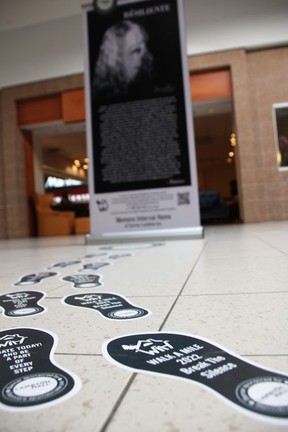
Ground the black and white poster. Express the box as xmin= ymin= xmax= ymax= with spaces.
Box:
xmin=83 ymin=0 xmax=202 ymax=242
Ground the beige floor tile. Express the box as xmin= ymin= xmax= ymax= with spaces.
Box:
xmin=1 ymin=355 xmax=132 ymax=432
xmin=183 ymin=254 xmax=288 ymax=294
xmin=102 ymin=356 xmax=288 ymax=432
xmin=0 ymin=223 xmax=288 ymax=431
xmin=162 ymin=293 xmax=288 ymax=355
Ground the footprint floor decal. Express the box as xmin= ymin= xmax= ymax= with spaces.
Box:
xmin=47 ymin=260 xmax=81 ymax=269
xmin=14 ymin=272 xmax=57 ymax=286
xmin=78 ymin=262 xmax=110 ymax=272
xmin=63 ymin=293 xmax=150 ymax=320
xmin=102 ymin=331 xmax=288 ymax=424
xmin=62 ymin=274 xmax=103 ymax=288
xmin=0 ymin=328 xmax=81 ymax=411
xmin=107 ymin=254 xmax=132 ymax=260
xmin=0 ymin=291 xmax=46 ymax=317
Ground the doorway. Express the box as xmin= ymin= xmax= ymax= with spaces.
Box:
xmin=190 ymin=70 xmax=239 ymax=224
xmin=32 ymin=122 xmax=89 ymax=217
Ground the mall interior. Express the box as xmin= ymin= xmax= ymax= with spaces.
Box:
xmin=0 ymin=1 xmax=288 ymax=431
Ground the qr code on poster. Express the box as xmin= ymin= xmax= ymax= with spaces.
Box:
xmin=177 ymin=192 xmax=190 ymax=205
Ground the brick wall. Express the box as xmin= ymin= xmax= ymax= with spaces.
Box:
xmin=189 ymin=46 xmax=288 ymax=222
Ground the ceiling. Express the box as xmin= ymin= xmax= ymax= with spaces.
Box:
xmin=33 ymin=122 xmax=87 ymax=162
xmin=1 ymin=0 xmax=287 ymax=89
xmin=1 ymin=0 xmax=287 ymax=55
xmin=0 ymin=0 xmax=284 ymax=31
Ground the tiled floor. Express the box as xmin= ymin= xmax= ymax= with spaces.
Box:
xmin=0 ymin=221 xmax=288 ymax=431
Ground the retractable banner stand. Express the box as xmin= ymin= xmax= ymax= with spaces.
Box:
xmin=83 ymin=0 xmax=203 ymax=243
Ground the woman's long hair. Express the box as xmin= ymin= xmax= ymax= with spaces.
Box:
xmin=93 ymin=20 xmax=153 ymax=101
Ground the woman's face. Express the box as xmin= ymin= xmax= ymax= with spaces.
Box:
xmin=122 ymin=27 xmax=147 ymax=81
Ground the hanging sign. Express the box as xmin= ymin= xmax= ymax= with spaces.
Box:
xmin=103 ymin=331 xmax=288 ymax=424
xmin=82 ymin=0 xmax=203 ymax=243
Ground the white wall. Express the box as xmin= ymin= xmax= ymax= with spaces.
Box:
xmin=0 ymin=0 xmax=287 ymax=89
xmin=0 ymin=15 xmax=84 ymax=88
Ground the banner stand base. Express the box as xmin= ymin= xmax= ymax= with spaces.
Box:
xmin=85 ymin=226 xmax=204 ymax=245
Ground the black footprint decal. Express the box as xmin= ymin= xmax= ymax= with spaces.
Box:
xmin=63 ymin=293 xmax=150 ymax=320
xmin=62 ymin=274 xmax=102 ymax=288
xmin=107 ymin=254 xmax=132 ymax=260
xmin=80 ymin=253 xmax=107 ymax=259
xmin=47 ymin=260 xmax=81 ymax=269
xmin=102 ymin=332 xmax=288 ymax=423
xmin=0 ymin=291 xmax=46 ymax=317
xmin=14 ymin=272 xmax=57 ymax=286
xmin=78 ymin=263 xmax=110 ymax=272
xmin=0 ymin=327 xmax=81 ymax=411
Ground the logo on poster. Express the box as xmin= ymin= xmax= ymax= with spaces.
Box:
xmin=236 ymin=376 xmax=288 ymax=414
xmin=3 ymin=372 xmax=68 ymax=403
xmin=0 ymin=334 xmax=27 ymax=348
xmin=6 ymin=293 xmax=29 ymax=299
xmin=108 ymin=308 xmax=145 ymax=319
xmin=122 ymin=338 xmax=173 ymax=355
xmin=74 ymin=294 xmax=102 ymax=302
xmin=9 ymin=307 xmax=42 ymax=316
xmin=97 ymin=199 xmax=109 ymax=212
xmin=93 ymin=0 xmax=116 ymax=14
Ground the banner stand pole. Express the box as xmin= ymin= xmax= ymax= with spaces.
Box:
xmin=85 ymin=226 xmax=204 ymax=245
